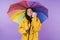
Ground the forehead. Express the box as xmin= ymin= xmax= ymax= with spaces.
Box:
xmin=27 ymin=8 xmax=32 ymax=11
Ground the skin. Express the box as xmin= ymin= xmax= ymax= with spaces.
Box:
xmin=27 ymin=8 xmax=33 ymax=17
xmin=26 ymin=8 xmax=37 ymax=30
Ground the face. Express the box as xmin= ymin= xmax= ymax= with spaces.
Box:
xmin=27 ymin=8 xmax=33 ymax=17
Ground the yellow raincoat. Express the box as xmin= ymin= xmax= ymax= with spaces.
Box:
xmin=18 ymin=17 xmax=42 ymax=40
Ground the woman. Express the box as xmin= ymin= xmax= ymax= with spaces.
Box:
xmin=18 ymin=7 xmax=42 ymax=40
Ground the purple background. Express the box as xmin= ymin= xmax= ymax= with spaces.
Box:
xmin=0 ymin=0 xmax=60 ymax=40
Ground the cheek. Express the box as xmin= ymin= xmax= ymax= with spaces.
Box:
xmin=29 ymin=13 xmax=32 ymax=15
xmin=27 ymin=13 xmax=31 ymax=16
xmin=27 ymin=11 xmax=32 ymax=16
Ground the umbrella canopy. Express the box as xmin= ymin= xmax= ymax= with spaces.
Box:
xmin=7 ymin=1 xmax=48 ymax=24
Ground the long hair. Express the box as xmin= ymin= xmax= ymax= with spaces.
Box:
xmin=25 ymin=7 xmax=35 ymax=23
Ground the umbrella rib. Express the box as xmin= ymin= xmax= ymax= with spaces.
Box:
xmin=17 ymin=3 xmax=27 ymax=9
xmin=30 ymin=2 xmax=36 ymax=7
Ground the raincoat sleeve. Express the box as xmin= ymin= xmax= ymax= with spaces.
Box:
xmin=18 ymin=20 xmax=27 ymax=35
xmin=32 ymin=17 xmax=42 ymax=33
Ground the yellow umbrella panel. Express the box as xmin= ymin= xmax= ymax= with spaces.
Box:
xmin=10 ymin=10 xmax=26 ymax=24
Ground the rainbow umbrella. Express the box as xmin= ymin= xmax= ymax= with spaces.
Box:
xmin=7 ymin=1 xmax=48 ymax=24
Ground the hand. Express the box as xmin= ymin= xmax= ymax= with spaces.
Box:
xmin=32 ymin=12 xmax=37 ymax=17
xmin=26 ymin=27 xmax=29 ymax=31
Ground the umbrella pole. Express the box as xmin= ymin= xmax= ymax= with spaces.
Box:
xmin=28 ymin=23 xmax=31 ymax=40
xmin=28 ymin=33 xmax=29 ymax=40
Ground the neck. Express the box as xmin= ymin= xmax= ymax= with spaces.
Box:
xmin=26 ymin=15 xmax=32 ymax=23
